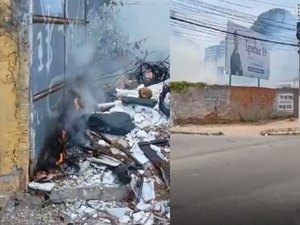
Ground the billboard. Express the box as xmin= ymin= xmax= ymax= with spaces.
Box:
xmin=225 ymin=21 xmax=270 ymax=80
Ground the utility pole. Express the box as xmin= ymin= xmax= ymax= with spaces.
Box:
xmin=297 ymin=3 xmax=300 ymax=127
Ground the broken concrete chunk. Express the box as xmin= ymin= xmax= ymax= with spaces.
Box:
xmin=79 ymin=161 xmax=91 ymax=174
xmin=49 ymin=186 xmax=128 ymax=203
xmin=150 ymin=144 xmax=167 ymax=161
xmin=98 ymin=140 xmax=111 ymax=147
xmin=0 ymin=195 xmax=9 ymax=210
xmin=133 ymin=212 xmax=154 ymax=225
xmin=50 ymin=186 xmax=102 ymax=203
xmin=101 ymin=185 xmax=130 ymax=202
xmin=28 ymin=182 xmax=56 ymax=192
xmin=119 ymin=215 xmax=131 ymax=224
xmin=102 ymin=170 xmax=117 ymax=186
xmin=130 ymin=143 xmax=149 ymax=165
xmin=110 ymin=147 xmax=126 ymax=156
xmin=166 ymin=212 xmax=170 ymax=219
xmin=98 ymin=102 xmax=119 ymax=111
xmin=89 ymin=155 xmax=122 ymax=167
xmin=116 ymin=138 xmax=129 ymax=149
xmin=136 ymin=201 xmax=152 ymax=211
xmin=133 ymin=211 xmax=144 ymax=222
xmin=98 ymin=218 xmax=112 ymax=224
xmin=105 ymin=207 xmax=131 ymax=219
xmin=141 ymin=179 xmax=155 ymax=202
xmin=80 ymin=205 xmax=96 ymax=215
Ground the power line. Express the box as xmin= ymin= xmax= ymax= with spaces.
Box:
xmin=170 ymin=15 xmax=298 ymax=47
xmin=242 ymin=0 xmax=296 ymax=10
xmin=172 ymin=0 xmax=297 ymax=28
xmin=172 ymin=2 xmax=296 ymax=32
xmin=171 ymin=21 xmax=297 ymax=52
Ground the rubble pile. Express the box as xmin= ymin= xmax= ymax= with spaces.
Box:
xmin=27 ymin=61 xmax=170 ymax=224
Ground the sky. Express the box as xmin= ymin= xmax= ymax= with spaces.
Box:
xmin=171 ymin=0 xmax=299 ymax=87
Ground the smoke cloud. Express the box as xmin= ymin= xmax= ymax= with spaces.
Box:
xmin=62 ymin=0 xmax=170 ymax=131
xmin=171 ymin=8 xmax=298 ymax=88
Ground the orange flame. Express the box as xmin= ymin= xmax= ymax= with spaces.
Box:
xmin=74 ymin=97 xmax=81 ymax=111
xmin=56 ymin=129 xmax=67 ymax=166
xmin=56 ymin=153 xmax=64 ymax=165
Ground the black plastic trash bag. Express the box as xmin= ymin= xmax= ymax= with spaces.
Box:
xmin=88 ymin=112 xmax=135 ymax=136
xmin=159 ymin=83 xmax=170 ymax=117
xmin=136 ymin=62 xmax=170 ymax=87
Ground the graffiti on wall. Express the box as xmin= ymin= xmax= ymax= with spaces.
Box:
xmin=30 ymin=0 xmax=86 ymax=172
xmin=203 ymin=88 xmax=228 ymax=111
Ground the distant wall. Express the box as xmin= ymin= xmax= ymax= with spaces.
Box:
xmin=172 ymin=85 xmax=299 ymax=125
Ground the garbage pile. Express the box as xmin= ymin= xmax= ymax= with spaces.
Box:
xmin=28 ymin=61 xmax=170 ymax=224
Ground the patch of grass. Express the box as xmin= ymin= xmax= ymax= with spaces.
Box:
xmin=170 ymin=81 xmax=207 ymax=93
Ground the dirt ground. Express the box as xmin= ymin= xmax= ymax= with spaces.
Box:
xmin=171 ymin=119 xmax=299 ymax=136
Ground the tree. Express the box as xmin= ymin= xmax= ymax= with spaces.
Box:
xmin=251 ymin=8 xmax=296 ymax=40
xmin=87 ymin=0 xmax=147 ymax=61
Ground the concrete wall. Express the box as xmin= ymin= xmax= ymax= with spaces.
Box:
xmin=0 ymin=0 xmax=30 ymax=192
xmin=172 ymin=85 xmax=299 ymax=125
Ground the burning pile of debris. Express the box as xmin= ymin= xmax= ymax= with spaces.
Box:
xmin=28 ymin=61 xmax=170 ymax=224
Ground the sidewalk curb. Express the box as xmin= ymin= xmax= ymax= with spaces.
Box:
xmin=260 ymin=127 xmax=300 ymax=136
xmin=171 ymin=130 xmax=224 ymax=136
xmin=260 ymin=131 xmax=300 ymax=136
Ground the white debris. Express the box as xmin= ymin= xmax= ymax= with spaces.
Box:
xmin=109 ymin=104 xmax=126 ymax=113
xmin=82 ymin=206 xmax=96 ymax=215
xmin=150 ymin=144 xmax=168 ymax=161
xmin=116 ymin=88 xmax=139 ymax=98
xmin=136 ymin=201 xmax=152 ymax=211
xmin=136 ymin=130 xmax=148 ymax=139
xmin=110 ymin=147 xmax=126 ymax=156
xmin=28 ymin=182 xmax=56 ymax=192
xmin=48 ymin=80 xmax=170 ymax=224
xmin=138 ymin=170 xmax=145 ymax=175
xmin=119 ymin=215 xmax=131 ymax=223
xmin=130 ymin=143 xmax=149 ymax=165
xmin=154 ymin=202 xmax=161 ymax=211
xmin=79 ymin=161 xmax=91 ymax=174
xmin=133 ymin=212 xmax=154 ymax=225
xmin=133 ymin=212 xmax=144 ymax=222
xmin=89 ymin=156 xmax=122 ymax=167
xmin=164 ymin=147 xmax=170 ymax=153
xmin=166 ymin=212 xmax=170 ymax=219
xmin=102 ymin=170 xmax=118 ymax=186
xmin=98 ymin=102 xmax=119 ymax=110
xmin=98 ymin=140 xmax=111 ymax=147
xmin=99 ymin=218 xmax=112 ymax=224
xmin=105 ymin=207 xmax=131 ymax=219
xmin=141 ymin=178 xmax=156 ymax=202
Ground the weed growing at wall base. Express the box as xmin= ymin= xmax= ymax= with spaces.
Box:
xmin=170 ymin=81 xmax=207 ymax=93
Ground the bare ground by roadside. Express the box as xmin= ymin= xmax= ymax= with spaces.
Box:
xmin=171 ymin=119 xmax=299 ymax=136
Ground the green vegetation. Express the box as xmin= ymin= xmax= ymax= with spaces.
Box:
xmin=170 ymin=81 xmax=207 ymax=93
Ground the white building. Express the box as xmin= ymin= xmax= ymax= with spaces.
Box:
xmin=204 ymin=41 xmax=225 ymax=77
xmin=278 ymin=78 xmax=299 ymax=88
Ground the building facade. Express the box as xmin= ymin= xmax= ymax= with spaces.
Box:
xmin=204 ymin=41 xmax=226 ymax=77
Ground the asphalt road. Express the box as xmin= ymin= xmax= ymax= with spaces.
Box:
xmin=171 ymin=134 xmax=300 ymax=225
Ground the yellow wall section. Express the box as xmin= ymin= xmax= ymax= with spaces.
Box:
xmin=0 ymin=0 xmax=29 ymax=192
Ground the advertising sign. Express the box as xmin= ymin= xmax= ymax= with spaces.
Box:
xmin=277 ymin=93 xmax=294 ymax=111
xmin=226 ymin=21 xmax=270 ymax=80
